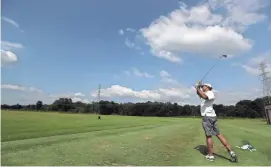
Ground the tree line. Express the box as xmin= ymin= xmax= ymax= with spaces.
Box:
xmin=1 ymin=96 xmax=270 ymax=118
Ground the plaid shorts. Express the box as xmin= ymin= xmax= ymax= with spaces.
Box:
xmin=202 ymin=116 xmax=220 ymax=136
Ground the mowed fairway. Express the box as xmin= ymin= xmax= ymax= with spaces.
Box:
xmin=1 ymin=111 xmax=271 ymax=166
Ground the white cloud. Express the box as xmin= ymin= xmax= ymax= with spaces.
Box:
xmin=1 ymin=41 xmax=24 ymax=50
xmin=91 ymin=84 xmax=194 ymax=103
xmin=50 ymin=93 xmax=75 ymax=99
xmin=29 ymin=87 xmax=43 ymax=93
xmin=91 ymin=85 xmax=160 ymax=101
xmin=120 ymin=28 xmax=137 ymax=34
xmin=71 ymin=97 xmax=89 ymax=103
xmin=1 ymin=84 xmax=91 ymax=104
xmin=119 ymin=29 xmax=124 ymax=35
xmin=2 ymin=17 xmax=24 ymax=32
xmin=1 ymin=41 xmax=24 ymax=67
xmin=125 ymin=38 xmax=135 ymax=48
xmin=218 ymin=0 xmax=268 ymax=32
xmin=74 ymin=92 xmax=85 ymax=97
xmin=1 ymin=83 xmax=263 ymax=106
xmin=237 ymin=52 xmax=271 ymax=76
xmin=10 ymin=92 xmax=53 ymax=105
xmin=159 ymin=70 xmax=180 ymax=85
xmin=49 ymin=94 xmax=90 ymax=104
xmin=119 ymin=28 xmax=142 ymax=52
xmin=126 ymin=28 xmax=136 ymax=32
xmin=1 ymin=84 xmax=44 ymax=93
xmin=124 ymin=70 xmax=131 ymax=76
xmin=124 ymin=68 xmax=154 ymax=78
xmin=214 ymin=88 xmax=263 ymax=105
xmin=125 ymin=38 xmax=141 ymax=50
xmin=139 ymin=1 xmax=269 ymax=63
xmin=91 ymin=84 xmax=261 ymax=105
xmin=2 ymin=83 xmax=259 ymax=105
xmin=2 ymin=17 xmax=20 ymax=28
xmin=240 ymin=64 xmax=260 ymax=75
xmin=132 ymin=68 xmax=154 ymax=78
xmin=160 ymin=70 xmax=171 ymax=77
xmin=49 ymin=92 xmax=90 ymax=103
xmin=1 ymin=50 xmax=18 ymax=66
xmin=161 ymin=78 xmax=180 ymax=85
xmin=250 ymin=54 xmax=271 ymax=65
xmin=152 ymin=50 xmax=182 ymax=63
xmin=1 ymin=84 xmax=25 ymax=91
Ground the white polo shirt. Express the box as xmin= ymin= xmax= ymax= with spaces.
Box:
xmin=200 ymin=90 xmax=216 ymax=117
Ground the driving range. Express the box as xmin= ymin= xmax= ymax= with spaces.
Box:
xmin=1 ymin=111 xmax=271 ymax=166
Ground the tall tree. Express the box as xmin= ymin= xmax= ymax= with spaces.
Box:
xmin=36 ymin=101 xmax=43 ymax=110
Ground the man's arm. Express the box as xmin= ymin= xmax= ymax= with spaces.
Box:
xmin=197 ymin=86 xmax=208 ymax=99
xmin=195 ymin=80 xmax=208 ymax=99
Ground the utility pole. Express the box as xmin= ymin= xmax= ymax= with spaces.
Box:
xmin=259 ymin=61 xmax=271 ymax=124
xmin=259 ymin=61 xmax=271 ymax=104
xmin=97 ymin=84 xmax=101 ymax=119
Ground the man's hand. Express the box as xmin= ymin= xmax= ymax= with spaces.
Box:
xmin=198 ymin=80 xmax=202 ymax=86
xmin=196 ymin=80 xmax=202 ymax=88
xmin=196 ymin=80 xmax=208 ymax=99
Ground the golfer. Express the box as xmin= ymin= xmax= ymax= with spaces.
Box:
xmin=196 ymin=82 xmax=238 ymax=162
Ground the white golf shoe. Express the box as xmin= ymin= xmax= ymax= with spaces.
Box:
xmin=229 ymin=151 xmax=238 ymax=163
xmin=205 ymin=154 xmax=215 ymax=161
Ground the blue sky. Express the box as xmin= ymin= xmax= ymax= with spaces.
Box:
xmin=1 ymin=0 xmax=271 ymax=105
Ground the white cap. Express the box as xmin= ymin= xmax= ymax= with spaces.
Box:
xmin=203 ymin=83 xmax=212 ymax=89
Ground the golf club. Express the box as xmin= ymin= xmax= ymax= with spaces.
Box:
xmin=200 ymin=55 xmax=227 ymax=83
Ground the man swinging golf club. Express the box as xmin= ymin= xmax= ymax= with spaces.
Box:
xmin=196 ymin=81 xmax=238 ymax=162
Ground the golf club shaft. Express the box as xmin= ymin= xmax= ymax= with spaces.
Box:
xmin=200 ymin=60 xmax=220 ymax=81
xmin=200 ymin=55 xmax=226 ymax=82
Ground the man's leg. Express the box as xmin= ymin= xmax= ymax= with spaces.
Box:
xmin=214 ymin=120 xmax=238 ymax=162
xmin=202 ymin=117 xmax=215 ymax=161
xmin=206 ymin=135 xmax=214 ymax=155
xmin=216 ymin=134 xmax=231 ymax=152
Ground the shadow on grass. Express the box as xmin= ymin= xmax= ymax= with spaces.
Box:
xmin=194 ymin=145 xmax=232 ymax=162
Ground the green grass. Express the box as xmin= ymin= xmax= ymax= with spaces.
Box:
xmin=1 ymin=111 xmax=271 ymax=166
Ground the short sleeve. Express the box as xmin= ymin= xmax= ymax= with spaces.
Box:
xmin=205 ymin=91 xmax=215 ymax=100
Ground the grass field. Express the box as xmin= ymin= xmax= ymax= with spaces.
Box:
xmin=1 ymin=111 xmax=271 ymax=166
